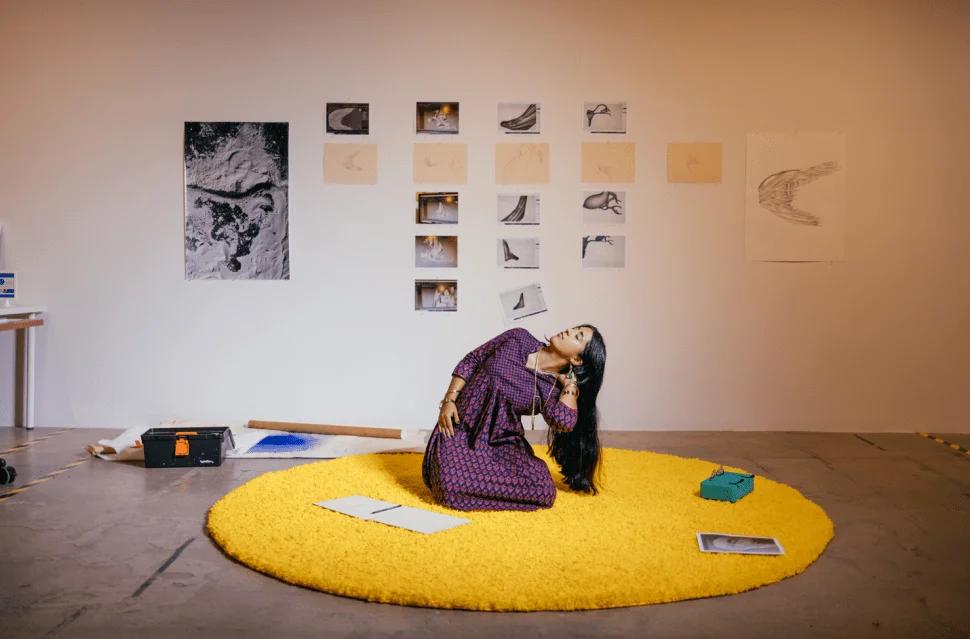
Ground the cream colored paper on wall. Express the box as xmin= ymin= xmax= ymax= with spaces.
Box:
xmin=324 ymin=143 xmax=377 ymax=184
xmin=414 ymin=143 xmax=467 ymax=184
xmin=667 ymin=142 xmax=722 ymax=183
xmin=495 ymin=143 xmax=549 ymax=184
xmin=581 ymin=142 xmax=635 ymax=183
xmin=745 ymin=132 xmax=845 ymax=262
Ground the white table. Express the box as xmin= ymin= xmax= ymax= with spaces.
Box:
xmin=0 ymin=305 xmax=46 ymax=429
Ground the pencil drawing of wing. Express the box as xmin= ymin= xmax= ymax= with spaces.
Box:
xmin=757 ymin=161 xmax=841 ymax=226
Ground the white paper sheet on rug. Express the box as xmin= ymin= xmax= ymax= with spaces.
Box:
xmin=745 ymin=132 xmax=846 ymax=262
xmin=316 ymin=495 xmax=471 ymax=534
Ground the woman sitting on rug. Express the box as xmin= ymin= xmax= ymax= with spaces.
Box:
xmin=422 ymin=325 xmax=607 ymax=511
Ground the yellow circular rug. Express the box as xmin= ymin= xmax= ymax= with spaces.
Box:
xmin=207 ymin=446 xmax=834 ymax=611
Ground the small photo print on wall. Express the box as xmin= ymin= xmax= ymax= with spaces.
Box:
xmin=498 ymin=194 xmax=540 ymax=225
xmin=415 ymin=280 xmax=458 ymax=312
xmin=499 ymin=282 xmax=548 ymax=324
xmin=582 ymin=190 xmax=626 ymax=224
xmin=184 ymin=122 xmax=289 ymax=280
xmin=415 ymin=235 xmax=458 ymax=268
xmin=498 ymin=103 xmax=540 ymax=134
xmin=326 ymin=103 xmax=369 ymax=135
xmin=416 ymin=102 xmax=459 ymax=134
xmin=416 ymin=192 xmax=458 ymax=224
xmin=582 ymin=235 xmax=626 ymax=269
xmin=498 ymin=238 xmax=539 ymax=269
xmin=584 ymin=101 xmax=627 ymax=134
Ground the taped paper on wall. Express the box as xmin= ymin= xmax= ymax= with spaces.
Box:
xmin=414 ymin=143 xmax=467 ymax=184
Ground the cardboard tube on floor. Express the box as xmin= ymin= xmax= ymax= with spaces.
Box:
xmin=247 ymin=420 xmax=403 ymax=440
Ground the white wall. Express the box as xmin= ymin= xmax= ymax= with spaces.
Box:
xmin=1 ymin=0 xmax=968 ymax=431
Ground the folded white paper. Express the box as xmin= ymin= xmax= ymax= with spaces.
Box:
xmin=315 ymin=494 xmax=470 ymax=534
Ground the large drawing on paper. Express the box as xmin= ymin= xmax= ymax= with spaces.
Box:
xmin=746 ymin=132 xmax=846 ymax=262
xmin=184 ymin=122 xmax=289 ymax=280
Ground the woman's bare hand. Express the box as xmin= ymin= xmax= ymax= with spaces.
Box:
xmin=438 ymin=402 xmax=460 ymax=438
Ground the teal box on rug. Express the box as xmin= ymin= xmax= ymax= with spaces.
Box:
xmin=700 ymin=469 xmax=754 ymax=503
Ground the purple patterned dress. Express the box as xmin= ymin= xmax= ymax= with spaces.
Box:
xmin=422 ymin=328 xmax=578 ymax=511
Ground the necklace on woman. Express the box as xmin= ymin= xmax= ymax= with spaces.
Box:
xmin=531 ymin=351 xmax=558 ymax=430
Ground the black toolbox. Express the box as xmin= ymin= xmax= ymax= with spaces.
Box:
xmin=141 ymin=427 xmax=235 ymax=468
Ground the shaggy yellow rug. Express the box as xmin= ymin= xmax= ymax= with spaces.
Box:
xmin=207 ymin=446 xmax=834 ymax=611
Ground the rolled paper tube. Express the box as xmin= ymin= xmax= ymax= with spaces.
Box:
xmin=247 ymin=420 xmax=403 ymax=440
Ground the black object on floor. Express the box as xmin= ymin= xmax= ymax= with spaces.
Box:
xmin=0 ymin=458 xmax=16 ymax=485
xmin=141 ymin=427 xmax=235 ymax=468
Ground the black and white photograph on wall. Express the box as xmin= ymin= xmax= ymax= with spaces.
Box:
xmin=416 ymin=192 xmax=459 ymax=224
xmin=499 ymin=282 xmax=548 ymax=324
xmin=697 ymin=533 xmax=785 ymax=556
xmin=498 ymin=238 xmax=539 ymax=269
xmin=326 ymin=103 xmax=369 ymax=135
xmin=415 ymin=235 xmax=458 ymax=268
xmin=415 ymin=280 xmax=458 ymax=312
xmin=582 ymin=190 xmax=626 ymax=224
xmin=498 ymin=103 xmax=540 ymax=134
xmin=184 ymin=122 xmax=289 ymax=280
xmin=416 ymin=102 xmax=459 ymax=134
xmin=583 ymin=101 xmax=627 ymax=134
xmin=582 ymin=235 xmax=626 ymax=269
xmin=498 ymin=193 xmax=540 ymax=225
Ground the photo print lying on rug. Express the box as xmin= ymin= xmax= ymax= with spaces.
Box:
xmin=497 ymin=193 xmax=540 ymax=225
xmin=498 ymin=102 xmax=540 ymax=134
xmin=415 ymin=279 xmax=458 ymax=312
xmin=416 ymin=102 xmax=460 ymax=134
xmin=498 ymin=237 xmax=540 ymax=269
xmin=582 ymin=235 xmax=626 ymax=269
xmin=582 ymin=190 xmax=626 ymax=224
xmin=696 ymin=533 xmax=785 ymax=556
xmin=499 ymin=282 xmax=547 ymax=324
xmin=415 ymin=235 xmax=458 ymax=268
xmin=326 ymin=103 xmax=369 ymax=135
xmin=184 ymin=122 xmax=289 ymax=280
xmin=416 ymin=192 xmax=459 ymax=224
xmin=583 ymin=100 xmax=627 ymax=134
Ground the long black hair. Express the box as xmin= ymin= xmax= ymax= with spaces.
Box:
xmin=547 ymin=324 xmax=606 ymax=494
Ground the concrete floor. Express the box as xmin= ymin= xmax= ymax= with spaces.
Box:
xmin=0 ymin=428 xmax=968 ymax=639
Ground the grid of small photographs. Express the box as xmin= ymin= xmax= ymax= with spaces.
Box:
xmin=582 ymin=99 xmax=628 ymax=269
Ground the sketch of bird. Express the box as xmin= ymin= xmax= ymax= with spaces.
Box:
xmin=757 ymin=161 xmax=841 ymax=226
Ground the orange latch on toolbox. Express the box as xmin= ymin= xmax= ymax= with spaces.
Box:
xmin=174 ymin=431 xmax=197 ymax=457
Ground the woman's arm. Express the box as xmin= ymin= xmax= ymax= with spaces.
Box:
xmin=543 ymin=374 xmax=579 ymax=433
xmin=452 ymin=328 xmax=525 ymax=381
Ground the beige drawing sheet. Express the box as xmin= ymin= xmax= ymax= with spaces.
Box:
xmin=414 ymin=143 xmax=467 ymax=184
xmin=495 ymin=143 xmax=549 ymax=184
xmin=667 ymin=142 xmax=722 ymax=183
xmin=324 ymin=143 xmax=378 ymax=184
xmin=581 ymin=142 xmax=635 ymax=183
